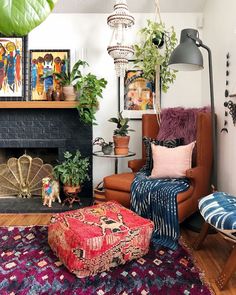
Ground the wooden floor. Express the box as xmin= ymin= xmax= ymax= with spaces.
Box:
xmin=0 ymin=214 xmax=236 ymax=295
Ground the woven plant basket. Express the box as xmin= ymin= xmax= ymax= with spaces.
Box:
xmin=93 ymin=181 xmax=106 ymax=205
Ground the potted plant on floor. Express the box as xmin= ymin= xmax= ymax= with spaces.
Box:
xmin=134 ymin=19 xmax=177 ymax=93
xmin=53 ymin=150 xmax=90 ymax=195
xmin=108 ymin=112 xmax=134 ymax=155
xmin=92 ymin=137 xmax=114 ymax=155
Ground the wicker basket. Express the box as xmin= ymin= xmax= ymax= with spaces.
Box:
xmin=93 ymin=181 xmax=106 ymax=204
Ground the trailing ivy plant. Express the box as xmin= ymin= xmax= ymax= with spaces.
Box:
xmin=134 ymin=19 xmax=178 ymax=93
xmin=76 ymin=72 xmax=107 ymax=125
xmin=55 ymin=59 xmax=107 ymax=125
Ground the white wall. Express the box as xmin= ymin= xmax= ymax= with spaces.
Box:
xmin=203 ymin=0 xmax=236 ymax=194
xmin=29 ymin=12 xmax=203 ymax=187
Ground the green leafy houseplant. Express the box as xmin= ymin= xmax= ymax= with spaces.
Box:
xmin=76 ymin=73 xmax=107 ymax=125
xmin=108 ymin=112 xmax=134 ymax=136
xmin=0 ymin=0 xmax=58 ymax=36
xmin=55 ymin=59 xmax=107 ymax=125
xmin=53 ymin=150 xmax=90 ymax=187
xmin=134 ymin=19 xmax=178 ymax=93
xmin=93 ymin=137 xmax=113 ymax=155
xmin=108 ymin=112 xmax=134 ymax=155
xmin=55 ymin=60 xmax=88 ymax=87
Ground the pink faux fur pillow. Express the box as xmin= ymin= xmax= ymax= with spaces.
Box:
xmin=150 ymin=141 xmax=196 ymax=178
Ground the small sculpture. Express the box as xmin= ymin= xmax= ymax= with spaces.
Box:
xmin=42 ymin=177 xmax=61 ymax=207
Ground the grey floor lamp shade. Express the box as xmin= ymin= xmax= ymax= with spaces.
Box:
xmin=169 ymin=29 xmax=204 ymax=71
xmin=168 ymin=28 xmax=217 ymax=232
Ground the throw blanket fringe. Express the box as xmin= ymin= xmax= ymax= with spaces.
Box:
xmin=131 ymin=171 xmax=190 ymax=250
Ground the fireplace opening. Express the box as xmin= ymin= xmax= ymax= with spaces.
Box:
xmin=0 ymin=148 xmax=59 ymax=166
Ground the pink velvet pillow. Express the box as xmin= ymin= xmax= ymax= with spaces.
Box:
xmin=150 ymin=141 xmax=196 ymax=178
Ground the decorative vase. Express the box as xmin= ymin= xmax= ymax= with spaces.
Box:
xmin=62 ymin=85 xmax=76 ymax=101
xmin=113 ymin=135 xmax=130 ymax=155
xmin=102 ymin=145 xmax=113 ymax=155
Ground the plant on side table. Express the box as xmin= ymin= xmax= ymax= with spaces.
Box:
xmin=93 ymin=137 xmax=114 ymax=155
xmin=108 ymin=112 xmax=134 ymax=155
xmin=53 ymin=150 xmax=90 ymax=195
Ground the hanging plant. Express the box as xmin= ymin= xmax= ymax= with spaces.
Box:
xmin=0 ymin=0 xmax=58 ymax=36
xmin=134 ymin=19 xmax=178 ymax=93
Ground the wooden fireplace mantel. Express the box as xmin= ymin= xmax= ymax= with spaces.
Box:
xmin=0 ymin=101 xmax=78 ymax=109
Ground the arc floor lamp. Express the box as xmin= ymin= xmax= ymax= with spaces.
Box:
xmin=168 ymin=28 xmax=217 ymax=230
xmin=168 ymin=28 xmax=217 ymax=187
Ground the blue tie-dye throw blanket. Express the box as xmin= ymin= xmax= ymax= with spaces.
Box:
xmin=131 ymin=171 xmax=190 ymax=250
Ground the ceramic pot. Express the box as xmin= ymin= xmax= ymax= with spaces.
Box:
xmin=62 ymin=85 xmax=76 ymax=101
xmin=113 ymin=135 xmax=130 ymax=155
xmin=102 ymin=145 xmax=113 ymax=155
xmin=63 ymin=184 xmax=81 ymax=194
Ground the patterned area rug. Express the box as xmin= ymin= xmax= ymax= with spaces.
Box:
xmin=0 ymin=226 xmax=214 ymax=295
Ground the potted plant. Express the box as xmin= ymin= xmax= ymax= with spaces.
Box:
xmin=93 ymin=137 xmax=113 ymax=155
xmin=55 ymin=59 xmax=107 ymax=124
xmin=53 ymin=150 xmax=90 ymax=194
xmin=134 ymin=19 xmax=178 ymax=93
xmin=55 ymin=60 xmax=88 ymax=101
xmin=108 ymin=112 xmax=134 ymax=155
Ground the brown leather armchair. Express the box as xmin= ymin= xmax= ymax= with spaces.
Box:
xmin=104 ymin=112 xmax=213 ymax=223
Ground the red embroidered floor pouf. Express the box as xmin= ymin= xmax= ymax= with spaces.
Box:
xmin=48 ymin=201 xmax=154 ymax=277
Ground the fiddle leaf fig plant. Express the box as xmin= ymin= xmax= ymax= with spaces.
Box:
xmin=134 ymin=19 xmax=178 ymax=93
xmin=0 ymin=0 xmax=58 ymax=36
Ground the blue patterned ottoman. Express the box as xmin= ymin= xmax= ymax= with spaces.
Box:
xmin=199 ymin=192 xmax=236 ymax=239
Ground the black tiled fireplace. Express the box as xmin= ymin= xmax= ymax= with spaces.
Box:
xmin=0 ymin=108 xmax=93 ymax=199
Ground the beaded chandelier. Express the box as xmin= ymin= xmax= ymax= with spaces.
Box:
xmin=107 ymin=0 xmax=135 ymax=77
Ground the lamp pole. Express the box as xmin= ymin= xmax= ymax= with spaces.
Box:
xmin=187 ymin=33 xmax=217 ymax=189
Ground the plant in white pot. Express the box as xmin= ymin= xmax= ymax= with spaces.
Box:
xmin=53 ymin=150 xmax=90 ymax=195
xmin=108 ymin=112 xmax=134 ymax=155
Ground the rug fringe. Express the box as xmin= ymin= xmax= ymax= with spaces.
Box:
xmin=179 ymin=236 xmax=216 ymax=295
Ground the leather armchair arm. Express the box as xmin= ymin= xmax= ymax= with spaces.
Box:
xmin=128 ymin=159 xmax=145 ymax=173
xmin=186 ymin=166 xmax=204 ymax=181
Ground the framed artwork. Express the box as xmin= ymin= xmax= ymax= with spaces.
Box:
xmin=0 ymin=35 xmax=27 ymax=101
xmin=29 ymin=49 xmax=70 ymax=101
xmin=118 ymin=60 xmax=161 ymax=120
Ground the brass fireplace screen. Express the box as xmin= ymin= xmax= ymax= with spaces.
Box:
xmin=0 ymin=154 xmax=53 ymax=198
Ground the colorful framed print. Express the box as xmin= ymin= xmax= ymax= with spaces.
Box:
xmin=118 ymin=60 xmax=161 ymax=120
xmin=29 ymin=49 xmax=70 ymax=101
xmin=0 ymin=35 xmax=27 ymax=101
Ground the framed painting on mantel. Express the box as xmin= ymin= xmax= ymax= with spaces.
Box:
xmin=29 ymin=49 xmax=70 ymax=101
xmin=118 ymin=60 xmax=161 ymax=120
xmin=0 ymin=35 xmax=28 ymax=101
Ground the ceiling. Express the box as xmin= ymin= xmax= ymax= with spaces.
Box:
xmin=53 ymin=0 xmax=207 ymax=14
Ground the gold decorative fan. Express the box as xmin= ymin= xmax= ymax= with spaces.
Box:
xmin=0 ymin=154 xmax=53 ymax=198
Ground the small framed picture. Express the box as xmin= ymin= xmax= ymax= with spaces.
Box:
xmin=29 ymin=49 xmax=70 ymax=101
xmin=0 ymin=35 xmax=28 ymax=101
xmin=118 ymin=60 xmax=161 ymax=120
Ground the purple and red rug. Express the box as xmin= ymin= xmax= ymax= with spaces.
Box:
xmin=0 ymin=226 xmax=214 ymax=295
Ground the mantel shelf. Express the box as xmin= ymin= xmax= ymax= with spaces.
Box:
xmin=0 ymin=101 xmax=78 ymax=109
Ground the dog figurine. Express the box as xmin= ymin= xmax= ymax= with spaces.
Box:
xmin=42 ymin=177 xmax=61 ymax=208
